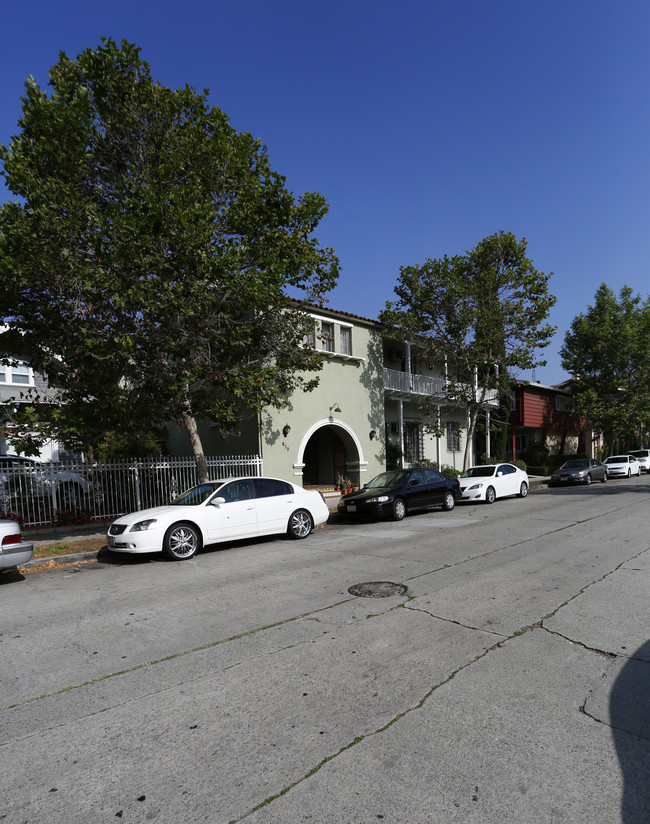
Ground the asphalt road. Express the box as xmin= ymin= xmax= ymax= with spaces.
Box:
xmin=2 ymin=477 xmax=650 ymax=823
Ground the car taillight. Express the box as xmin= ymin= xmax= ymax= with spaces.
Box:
xmin=2 ymin=533 xmax=22 ymax=546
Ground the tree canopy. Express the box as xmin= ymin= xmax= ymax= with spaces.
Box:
xmin=561 ymin=284 xmax=650 ymax=452
xmin=380 ymin=231 xmax=556 ymax=469
xmin=0 ymin=38 xmax=339 ymax=475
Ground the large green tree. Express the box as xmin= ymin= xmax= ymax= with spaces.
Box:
xmin=0 ymin=39 xmax=338 ymax=478
xmin=380 ymin=231 xmax=556 ymax=469
xmin=561 ymin=284 xmax=650 ymax=452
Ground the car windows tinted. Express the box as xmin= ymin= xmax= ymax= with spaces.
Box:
xmin=500 ymin=465 xmax=516 ymax=475
xmin=410 ymin=470 xmax=426 ymax=486
xmin=253 ymin=478 xmax=292 ymax=498
xmin=424 ymin=468 xmax=445 ymax=483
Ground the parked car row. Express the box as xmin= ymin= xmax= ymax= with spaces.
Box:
xmin=4 ymin=452 xmax=646 ymax=571
xmin=549 ymin=452 xmax=648 ymax=487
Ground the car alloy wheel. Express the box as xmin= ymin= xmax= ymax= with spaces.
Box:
xmin=585 ymin=474 xmax=592 ymax=486
xmin=288 ymin=509 xmax=312 ymax=539
xmin=163 ymin=523 xmax=200 ymax=561
xmin=442 ymin=491 xmax=455 ymax=511
xmin=485 ymin=486 xmax=496 ymax=504
xmin=518 ymin=481 xmax=528 ymax=498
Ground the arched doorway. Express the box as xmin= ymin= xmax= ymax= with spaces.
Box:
xmin=300 ymin=422 xmax=363 ymax=487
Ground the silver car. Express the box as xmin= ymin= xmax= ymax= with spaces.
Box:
xmin=0 ymin=519 xmax=33 ymax=572
xmin=549 ymin=459 xmax=608 ymax=486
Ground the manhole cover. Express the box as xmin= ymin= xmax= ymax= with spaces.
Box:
xmin=348 ymin=581 xmax=408 ymax=598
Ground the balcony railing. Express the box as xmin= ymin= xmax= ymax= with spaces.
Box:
xmin=384 ymin=368 xmax=500 ymax=406
xmin=383 ymin=368 xmax=446 ymax=397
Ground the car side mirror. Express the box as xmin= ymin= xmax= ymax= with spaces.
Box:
xmin=409 ymin=479 xmax=420 ymax=487
xmin=497 ymin=471 xmax=503 ymax=477
xmin=212 ymin=497 xmax=226 ymax=506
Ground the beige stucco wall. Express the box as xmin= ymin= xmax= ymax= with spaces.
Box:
xmin=260 ymin=315 xmax=385 ymax=485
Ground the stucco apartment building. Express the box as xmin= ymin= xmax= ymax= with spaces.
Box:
xmin=167 ymin=304 xmax=476 ymax=488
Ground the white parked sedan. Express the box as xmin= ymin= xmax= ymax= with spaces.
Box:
xmin=106 ymin=476 xmax=329 ymax=561
xmin=603 ymin=455 xmax=641 ymax=478
xmin=0 ymin=519 xmax=33 ymax=572
xmin=458 ymin=463 xmax=529 ymax=504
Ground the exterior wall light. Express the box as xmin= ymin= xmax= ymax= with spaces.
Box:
xmin=369 ymin=430 xmax=377 ymax=440
xmin=329 ymin=403 xmax=341 ymax=414
xmin=282 ymin=424 xmax=291 ymax=437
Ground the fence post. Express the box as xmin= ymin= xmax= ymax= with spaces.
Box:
xmin=133 ymin=466 xmax=142 ymax=511
xmin=48 ymin=462 xmax=57 ymax=516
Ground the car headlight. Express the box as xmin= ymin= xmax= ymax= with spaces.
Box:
xmin=469 ymin=483 xmax=484 ymax=490
xmin=365 ymin=495 xmax=389 ymax=503
xmin=130 ymin=519 xmax=157 ymax=532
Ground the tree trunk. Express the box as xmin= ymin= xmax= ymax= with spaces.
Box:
xmin=463 ymin=404 xmax=481 ymax=471
xmin=182 ymin=412 xmax=209 ymax=483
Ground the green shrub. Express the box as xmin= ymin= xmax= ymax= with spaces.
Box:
xmin=441 ymin=464 xmax=461 ymax=479
xmin=514 ymin=459 xmax=527 ymax=471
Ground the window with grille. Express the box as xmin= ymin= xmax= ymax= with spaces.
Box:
xmin=404 ymin=422 xmax=423 ymax=463
xmin=446 ymin=421 xmax=462 ymax=453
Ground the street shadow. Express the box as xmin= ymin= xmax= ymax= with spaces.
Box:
xmin=610 ymin=639 xmax=650 ymax=822
xmin=0 ymin=568 xmax=27 ymax=584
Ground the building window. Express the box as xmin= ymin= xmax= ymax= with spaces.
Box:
xmin=340 ymin=326 xmax=352 ymax=355
xmin=514 ymin=434 xmax=527 ymax=454
xmin=555 ymin=395 xmax=574 ymax=412
xmin=302 ymin=323 xmax=315 ymax=348
xmin=404 ymin=422 xmax=423 ymax=463
xmin=320 ymin=322 xmax=334 ymax=352
xmin=446 ymin=421 xmax=462 ymax=453
xmin=0 ymin=362 xmax=32 ymax=385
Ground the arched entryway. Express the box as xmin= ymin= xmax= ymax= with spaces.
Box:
xmin=298 ymin=420 xmax=365 ymax=487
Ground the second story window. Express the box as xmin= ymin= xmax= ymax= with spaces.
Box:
xmin=340 ymin=326 xmax=352 ymax=355
xmin=0 ymin=361 xmax=32 ymax=386
xmin=320 ymin=322 xmax=334 ymax=352
xmin=302 ymin=323 xmax=315 ymax=348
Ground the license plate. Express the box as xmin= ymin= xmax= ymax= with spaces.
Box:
xmin=347 ymin=505 xmax=356 ymax=512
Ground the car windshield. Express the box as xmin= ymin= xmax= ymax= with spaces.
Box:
xmin=461 ymin=466 xmax=496 ymax=478
xmin=365 ymin=470 xmax=409 ymax=488
xmin=561 ymin=460 xmax=589 ymax=470
xmin=170 ymin=483 xmax=222 ymax=505
xmin=605 ymin=456 xmax=628 ymax=464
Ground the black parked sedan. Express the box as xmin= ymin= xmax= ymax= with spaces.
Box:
xmin=549 ymin=458 xmax=608 ymax=486
xmin=337 ymin=467 xmax=461 ymax=521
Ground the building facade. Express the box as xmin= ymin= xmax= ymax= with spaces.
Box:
xmin=166 ymin=305 xmax=478 ymax=485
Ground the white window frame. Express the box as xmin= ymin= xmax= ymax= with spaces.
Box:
xmin=0 ymin=361 xmax=33 ymax=386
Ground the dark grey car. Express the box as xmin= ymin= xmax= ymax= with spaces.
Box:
xmin=549 ymin=458 xmax=608 ymax=486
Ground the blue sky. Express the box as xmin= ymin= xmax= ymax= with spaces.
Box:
xmin=2 ymin=0 xmax=648 ymax=384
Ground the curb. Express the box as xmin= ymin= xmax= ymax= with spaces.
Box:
xmin=22 ymin=550 xmax=101 ymax=569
